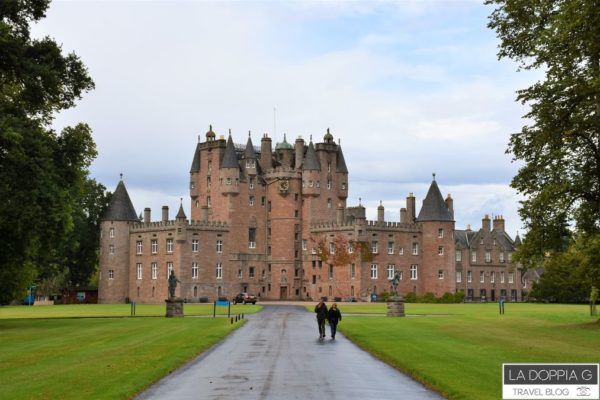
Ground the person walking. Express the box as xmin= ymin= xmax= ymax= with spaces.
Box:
xmin=328 ymin=303 xmax=342 ymax=339
xmin=314 ymin=299 xmax=328 ymax=339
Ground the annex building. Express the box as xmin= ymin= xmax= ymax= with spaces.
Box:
xmin=98 ymin=127 xmax=524 ymax=303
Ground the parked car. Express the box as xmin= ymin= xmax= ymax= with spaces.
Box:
xmin=233 ymin=292 xmax=257 ymax=305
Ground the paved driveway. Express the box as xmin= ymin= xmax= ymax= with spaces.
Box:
xmin=136 ymin=305 xmax=444 ymax=400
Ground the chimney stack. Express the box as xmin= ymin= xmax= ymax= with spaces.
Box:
xmin=295 ymin=136 xmax=304 ymax=170
xmin=144 ymin=207 xmax=151 ymax=223
xmin=260 ymin=134 xmax=272 ymax=172
xmin=482 ymin=214 xmax=491 ymax=231
xmin=493 ymin=215 xmax=505 ymax=232
xmin=400 ymin=207 xmax=408 ymax=223
xmin=406 ymin=193 xmax=416 ymax=223
xmin=377 ymin=201 xmax=384 ymax=223
xmin=445 ymin=194 xmax=454 ymax=219
xmin=161 ymin=206 xmax=168 ymax=222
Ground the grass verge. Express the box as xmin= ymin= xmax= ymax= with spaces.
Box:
xmin=337 ymin=303 xmax=600 ymax=400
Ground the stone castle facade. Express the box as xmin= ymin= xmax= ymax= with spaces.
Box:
xmin=98 ymin=127 xmax=523 ymax=303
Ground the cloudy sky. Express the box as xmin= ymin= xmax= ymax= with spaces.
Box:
xmin=33 ymin=0 xmax=540 ymax=236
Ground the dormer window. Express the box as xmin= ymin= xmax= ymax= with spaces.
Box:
xmin=328 ymin=162 xmax=331 ymax=172
xmin=246 ymin=160 xmax=255 ymax=169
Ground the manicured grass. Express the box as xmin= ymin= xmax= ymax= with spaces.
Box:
xmin=0 ymin=303 xmax=261 ymax=319
xmin=0 ymin=315 xmax=245 ymax=400
xmin=336 ymin=303 xmax=600 ymax=400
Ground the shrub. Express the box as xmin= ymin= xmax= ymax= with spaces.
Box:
xmin=379 ymin=291 xmax=391 ymax=302
xmin=454 ymin=291 xmax=465 ymax=303
xmin=439 ymin=292 xmax=455 ymax=303
xmin=421 ymin=292 xmax=437 ymax=303
xmin=403 ymin=292 xmax=417 ymax=303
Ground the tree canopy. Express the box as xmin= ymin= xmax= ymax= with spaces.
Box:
xmin=487 ymin=0 xmax=600 ymax=301
xmin=0 ymin=1 xmax=105 ymax=304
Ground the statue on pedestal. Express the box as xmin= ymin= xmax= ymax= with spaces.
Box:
xmin=168 ymin=270 xmax=180 ymax=299
xmin=390 ymin=271 xmax=401 ymax=299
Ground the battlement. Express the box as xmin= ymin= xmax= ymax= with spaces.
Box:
xmin=264 ymin=167 xmax=301 ymax=178
xmin=130 ymin=219 xmax=229 ymax=233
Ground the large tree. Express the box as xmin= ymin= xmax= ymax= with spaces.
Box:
xmin=0 ymin=1 xmax=97 ymax=304
xmin=487 ymin=0 xmax=600 ymax=258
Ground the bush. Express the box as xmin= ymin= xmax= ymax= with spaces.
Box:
xmin=420 ymin=292 xmax=437 ymax=303
xmin=439 ymin=292 xmax=455 ymax=303
xmin=403 ymin=292 xmax=417 ymax=303
xmin=454 ymin=291 xmax=465 ymax=303
xmin=379 ymin=291 xmax=391 ymax=302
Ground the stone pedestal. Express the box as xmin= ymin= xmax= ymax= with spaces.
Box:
xmin=387 ymin=296 xmax=405 ymax=317
xmin=165 ymin=298 xmax=184 ymax=318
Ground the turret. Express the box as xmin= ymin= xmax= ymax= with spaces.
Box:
xmin=176 ymin=202 xmax=187 ymax=242
xmin=377 ymin=201 xmax=384 ymax=223
xmin=275 ymin=134 xmax=294 ymax=168
xmin=220 ymin=134 xmax=240 ymax=195
xmin=337 ymin=203 xmax=345 ymax=225
xmin=260 ymin=134 xmax=273 ymax=172
xmin=244 ymin=132 xmax=257 ymax=176
xmin=302 ymin=140 xmax=321 ymax=197
xmin=336 ymin=141 xmax=348 ymax=199
xmin=99 ymin=177 xmax=139 ymax=304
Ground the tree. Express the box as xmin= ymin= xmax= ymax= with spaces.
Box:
xmin=0 ymin=1 xmax=96 ymax=304
xmin=486 ymin=0 xmax=600 ymax=253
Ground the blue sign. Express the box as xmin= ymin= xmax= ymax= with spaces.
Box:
xmin=371 ymin=293 xmax=378 ymax=302
xmin=216 ymin=300 xmax=230 ymax=306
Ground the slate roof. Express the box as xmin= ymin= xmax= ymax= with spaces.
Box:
xmin=102 ymin=180 xmax=139 ymax=221
xmin=221 ymin=135 xmax=239 ymax=169
xmin=190 ymin=143 xmax=201 ymax=173
xmin=244 ymin=135 xmax=257 ymax=159
xmin=417 ymin=180 xmax=453 ymax=221
xmin=454 ymin=229 xmax=476 ymax=249
xmin=303 ymin=141 xmax=320 ymax=171
xmin=176 ymin=204 xmax=187 ymax=219
xmin=336 ymin=144 xmax=348 ymax=173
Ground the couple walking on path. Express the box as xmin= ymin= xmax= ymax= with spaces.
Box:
xmin=314 ymin=299 xmax=342 ymax=340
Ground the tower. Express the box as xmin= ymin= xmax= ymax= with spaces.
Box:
xmin=98 ymin=177 xmax=139 ymax=303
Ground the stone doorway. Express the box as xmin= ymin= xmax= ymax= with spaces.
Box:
xmin=279 ymin=286 xmax=288 ymax=300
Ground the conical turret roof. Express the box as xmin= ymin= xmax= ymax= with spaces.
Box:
xmin=417 ymin=178 xmax=453 ymax=222
xmin=102 ymin=180 xmax=138 ymax=221
xmin=336 ymin=144 xmax=348 ymax=173
xmin=221 ymin=134 xmax=239 ymax=169
xmin=190 ymin=143 xmax=201 ymax=173
xmin=514 ymin=233 xmax=522 ymax=246
xmin=303 ymin=141 xmax=320 ymax=171
xmin=244 ymin=134 xmax=257 ymax=159
xmin=176 ymin=203 xmax=187 ymax=219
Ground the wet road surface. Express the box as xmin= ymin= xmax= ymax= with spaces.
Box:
xmin=136 ymin=305 xmax=444 ymax=400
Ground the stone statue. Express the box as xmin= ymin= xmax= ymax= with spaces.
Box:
xmin=390 ymin=271 xmax=401 ymax=297
xmin=168 ymin=270 xmax=180 ymax=299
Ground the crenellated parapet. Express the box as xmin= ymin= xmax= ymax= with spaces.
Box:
xmin=131 ymin=219 xmax=229 ymax=233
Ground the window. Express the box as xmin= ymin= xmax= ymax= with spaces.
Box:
xmin=192 ymin=262 xmax=199 ymax=279
xmin=329 ymin=242 xmax=335 ymax=254
xmin=501 ymin=271 xmax=505 ymax=283
xmin=327 ymin=198 xmax=332 ymax=208
xmin=136 ymin=241 xmax=143 ymax=255
xmin=166 ymin=239 xmax=173 ymax=253
xmin=261 ymin=196 xmax=266 ymax=206
xmin=372 ymin=241 xmax=378 ymax=254
xmin=302 ymin=240 xmax=307 ymax=251
xmin=412 ymin=242 xmax=419 ymax=255
xmin=507 ymin=252 xmax=513 ymax=262
xmin=508 ymin=272 xmax=514 ymax=284
xmin=491 ymin=271 xmax=495 ymax=283
xmin=261 ymin=269 xmax=266 ymax=278
xmin=151 ymin=239 xmax=158 ymax=254
xmin=249 ymin=228 xmax=256 ymax=248
xmin=207 ymin=177 xmax=211 ymax=189
xmin=312 ymin=275 xmax=316 ymax=284
xmin=249 ymin=178 xmax=255 ymax=189
xmin=246 ymin=160 xmax=255 ymax=169
xmin=456 ymin=250 xmax=462 ymax=262
xmin=328 ymin=264 xmax=333 ymax=279
xmin=238 ymin=269 xmax=243 ymax=279
xmin=387 ymin=264 xmax=395 ymax=279
xmin=249 ymin=196 xmax=255 ymax=206
xmin=341 ymin=182 xmax=346 ymax=190
xmin=348 ymin=242 xmax=354 ymax=253
xmin=485 ymin=251 xmax=491 ymax=263
xmin=308 ymin=180 xmax=314 ymax=188
xmin=456 ymin=271 xmax=462 ymax=283
xmin=190 ymin=181 xmax=195 ymax=189
xmin=136 ymin=263 xmax=142 ymax=280
xmin=152 ymin=262 xmax=158 ymax=280
xmin=410 ymin=265 xmax=418 ymax=280
xmin=467 ymin=270 xmax=472 ymax=283
xmin=108 ymin=269 xmax=114 ymax=279
xmin=316 ymin=181 xmax=320 ymax=188
xmin=207 ymin=196 xmax=211 ymax=207
xmin=249 ymin=267 xmax=255 ymax=278
xmin=480 ymin=271 xmax=485 ymax=283
xmin=370 ymin=264 xmax=378 ymax=279
xmin=387 ymin=242 xmax=394 ymax=255
xmin=216 ymin=240 xmax=223 ymax=253
xmin=438 ymin=228 xmax=444 ymax=238
xmin=399 ymin=247 xmax=404 ymax=255
xmin=438 ymin=270 xmax=444 ymax=279
xmin=109 ymin=227 xmax=115 ymax=238
xmin=216 ymin=263 xmax=222 ymax=279
xmin=226 ymin=177 xmax=232 ymax=185
xmin=438 ymin=246 xmax=444 ymax=256
xmin=499 ymin=252 xmax=505 ymax=263
xmin=208 ymin=160 xmax=212 ymax=172
xmin=327 ymin=162 xmax=331 ymax=172
xmin=192 ymin=239 xmax=199 ymax=252
xmin=109 ymin=244 xmax=115 ymax=255
xmin=471 ymin=251 xmax=477 ymax=262
xmin=167 ymin=262 xmax=173 ymax=278
xmin=351 ymin=263 xmax=356 ymax=279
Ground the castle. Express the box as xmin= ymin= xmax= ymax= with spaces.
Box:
xmin=98 ymin=127 xmax=523 ymax=303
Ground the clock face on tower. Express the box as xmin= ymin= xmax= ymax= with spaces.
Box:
xmin=278 ymin=179 xmax=289 ymax=193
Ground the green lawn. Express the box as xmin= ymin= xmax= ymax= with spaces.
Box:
xmin=0 ymin=304 xmax=260 ymax=400
xmin=334 ymin=303 xmax=600 ymax=400
xmin=0 ymin=303 xmax=261 ymax=318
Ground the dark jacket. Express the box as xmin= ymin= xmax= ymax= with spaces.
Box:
xmin=315 ymin=303 xmax=328 ymax=319
xmin=328 ymin=307 xmax=342 ymax=324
